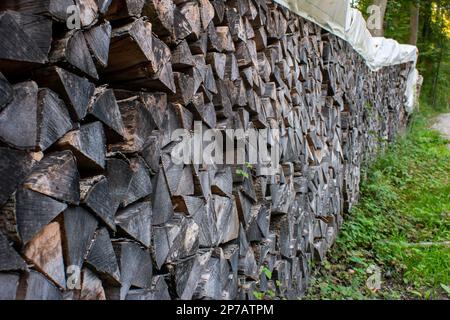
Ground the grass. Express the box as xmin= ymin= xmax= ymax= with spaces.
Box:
xmin=305 ymin=109 xmax=450 ymax=300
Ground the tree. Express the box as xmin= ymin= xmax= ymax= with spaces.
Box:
xmin=409 ymin=0 xmax=420 ymax=45
xmin=369 ymin=0 xmax=388 ymax=37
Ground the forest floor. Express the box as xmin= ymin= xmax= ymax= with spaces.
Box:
xmin=304 ymin=110 xmax=450 ymax=300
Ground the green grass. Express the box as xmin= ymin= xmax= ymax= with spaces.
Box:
xmin=305 ymin=110 xmax=450 ymax=300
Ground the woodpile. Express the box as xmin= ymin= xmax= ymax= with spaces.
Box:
xmin=0 ymin=0 xmax=412 ymax=300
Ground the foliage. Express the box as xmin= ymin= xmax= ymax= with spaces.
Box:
xmin=353 ymin=0 xmax=450 ymax=111
xmin=305 ymin=108 xmax=450 ymax=300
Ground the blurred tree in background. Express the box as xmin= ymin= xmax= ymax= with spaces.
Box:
xmin=353 ymin=0 xmax=450 ymax=111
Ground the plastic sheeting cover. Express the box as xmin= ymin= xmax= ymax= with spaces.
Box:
xmin=273 ymin=0 xmax=419 ymax=113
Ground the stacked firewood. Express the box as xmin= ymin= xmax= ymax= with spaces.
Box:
xmin=0 ymin=0 xmax=411 ymax=300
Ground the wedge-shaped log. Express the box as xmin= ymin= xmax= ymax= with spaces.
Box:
xmin=23 ymin=222 xmax=66 ymax=289
xmin=0 ymin=273 xmax=20 ymax=300
xmin=17 ymin=270 xmax=63 ymax=300
xmin=23 ymin=150 xmax=80 ymax=205
xmin=0 ymin=11 xmax=47 ymax=75
xmin=50 ymin=30 xmax=99 ymax=80
xmin=126 ymin=275 xmax=170 ymax=300
xmin=87 ymin=87 xmax=125 ymax=141
xmin=121 ymin=157 xmax=152 ymax=207
xmin=115 ymin=201 xmax=152 ymax=248
xmin=0 ymin=148 xmax=40 ymax=207
xmin=0 ymin=0 xmax=75 ymax=22
xmin=151 ymin=168 xmax=174 ymax=226
xmin=80 ymin=176 xmax=116 ymax=231
xmin=84 ymin=21 xmax=112 ymax=68
xmin=0 ymin=232 xmax=28 ymax=272
xmin=56 ymin=122 xmax=106 ymax=172
xmin=107 ymin=241 xmax=153 ymax=300
xmin=85 ymin=228 xmax=121 ymax=285
xmin=33 ymin=66 xmax=95 ymax=121
xmin=61 ymin=207 xmax=98 ymax=283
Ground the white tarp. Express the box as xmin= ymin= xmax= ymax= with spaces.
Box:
xmin=274 ymin=0 xmax=419 ymax=113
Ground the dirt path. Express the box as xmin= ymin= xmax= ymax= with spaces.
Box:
xmin=431 ymin=113 xmax=450 ymax=141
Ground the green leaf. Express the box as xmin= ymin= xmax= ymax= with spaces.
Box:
xmin=262 ymin=266 xmax=272 ymax=280
xmin=440 ymin=284 xmax=450 ymax=297
xmin=252 ymin=291 xmax=264 ymax=300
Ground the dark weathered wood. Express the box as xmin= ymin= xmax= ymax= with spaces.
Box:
xmin=33 ymin=66 xmax=95 ymax=121
xmin=105 ymin=158 xmax=133 ymax=212
xmin=56 ymin=122 xmax=106 ymax=172
xmin=115 ymin=201 xmax=152 ymax=248
xmin=167 ymin=250 xmax=211 ymax=299
xmin=37 ymin=88 xmax=73 ymax=151
xmin=0 ymin=148 xmax=40 ymax=207
xmin=0 ymin=73 xmax=13 ymax=110
xmin=61 ymin=207 xmax=98 ymax=283
xmin=5 ymin=10 xmax=53 ymax=57
xmin=0 ymin=232 xmax=28 ymax=271
xmin=151 ymin=168 xmax=174 ymax=226
xmin=23 ymin=221 xmax=66 ymax=289
xmin=80 ymin=176 xmax=116 ymax=231
xmin=17 ymin=270 xmax=63 ymax=300
xmin=105 ymin=0 xmax=145 ymax=20
xmin=23 ymin=150 xmax=80 ymax=205
xmin=74 ymin=0 xmax=99 ymax=28
xmin=87 ymin=87 xmax=125 ymax=141
xmin=0 ymin=273 xmax=20 ymax=300
xmin=84 ymin=21 xmax=112 ymax=68
xmin=126 ymin=275 xmax=170 ymax=300
xmin=85 ymin=228 xmax=121 ymax=285
xmin=0 ymin=81 xmax=39 ymax=150
xmin=0 ymin=11 xmax=47 ymax=75
xmin=121 ymin=157 xmax=152 ymax=207
xmin=79 ymin=267 xmax=106 ymax=300
xmin=107 ymin=241 xmax=153 ymax=300
xmin=50 ymin=30 xmax=99 ymax=80
xmin=9 ymin=188 xmax=68 ymax=245
xmin=142 ymin=0 xmax=174 ymax=37
xmin=0 ymin=0 xmax=75 ymax=22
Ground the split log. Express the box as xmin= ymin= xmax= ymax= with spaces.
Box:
xmin=142 ymin=0 xmax=175 ymax=37
xmin=115 ymin=201 xmax=152 ymax=248
xmin=0 ymin=73 xmax=13 ymax=110
xmin=0 ymin=232 xmax=28 ymax=271
xmin=17 ymin=270 xmax=63 ymax=300
xmin=105 ymin=0 xmax=145 ymax=20
xmin=56 ymin=122 xmax=106 ymax=172
xmin=151 ymin=169 xmax=174 ymax=226
xmin=33 ymin=66 xmax=95 ymax=121
xmin=126 ymin=275 xmax=170 ymax=300
xmin=50 ymin=30 xmax=99 ymax=80
xmin=23 ymin=222 xmax=66 ymax=289
xmin=61 ymin=207 xmax=98 ymax=281
xmin=105 ymin=158 xmax=133 ymax=212
xmin=23 ymin=150 xmax=80 ymax=205
xmin=85 ymin=228 xmax=121 ymax=285
xmin=79 ymin=267 xmax=106 ymax=300
xmin=167 ymin=250 xmax=211 ymax=299
xmin=0 ymin=0 xmax=75 ymax=22
xmin=5 ymin=10 xmax=52 ymax=57
xmin=0 ymin=11 xmax=47 ymax=75
xmin=87 ymin=87 xmax=125 ymax=141
xmin=80 ymin=176 xmax=116 ymax=231
xmin=84 ymin=21 xmax=112 ymax=68
xmin=3 ymin=188 xmax=67 ymax=245
xmin=121 ymin=157 xmax=152 ymax=207
xmin=0 ymin=148 xmax=40 ymax=207
xmin=74 ymin=0 xmax=99 ymax=28
xmin=0 ymin=273 xmax=20 ymax=300
xmin=107 ymin=241 xmax=153 ymax=300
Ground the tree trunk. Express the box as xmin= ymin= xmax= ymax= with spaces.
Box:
xmin=409 ymin=0 xmax=420 ymax=45
xmin=370 ymin=0 xmax=388 ymax=37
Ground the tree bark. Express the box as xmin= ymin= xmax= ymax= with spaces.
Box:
xmin=369 ymin=0 xmax=388 ymax=37
xmin=409 ymin=0 xmax=420 ymax=45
